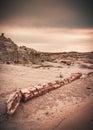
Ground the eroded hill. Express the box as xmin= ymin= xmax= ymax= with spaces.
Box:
xmin=0 ymin=33 xmax=93 ymax=65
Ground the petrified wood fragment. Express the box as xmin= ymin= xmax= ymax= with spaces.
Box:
xmin=21 ymin=88 xmax=33 ymax=102
xmin=7 ymin=91 xmax=22 ymax=115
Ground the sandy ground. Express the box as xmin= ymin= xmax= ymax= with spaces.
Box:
xmin=0 ymin=62 xmax=93 ymax=130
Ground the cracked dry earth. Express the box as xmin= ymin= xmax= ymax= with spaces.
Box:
xmin=0 ymin=64 xmax=93 ymax=130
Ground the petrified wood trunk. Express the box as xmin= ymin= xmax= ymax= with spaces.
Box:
xmin=20 ymin=72 xmax=82 ymax=102
xmin=7 ymin=72 xmax=82 ymax=115
xmin=7 ymin=91 xmax=22 ymax=115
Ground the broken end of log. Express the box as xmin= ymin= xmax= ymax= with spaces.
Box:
xmin=6 ymin=91 xmax=22 ymax=115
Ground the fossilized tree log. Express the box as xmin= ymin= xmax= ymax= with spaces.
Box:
xmin=7 ymin=72 xmax=82 ymax=115
xmin=20 ymin=72 xmax=82 ymax=102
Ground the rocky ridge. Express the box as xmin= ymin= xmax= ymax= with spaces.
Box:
xmin=0 ymin=33 xmax=93 ymax=65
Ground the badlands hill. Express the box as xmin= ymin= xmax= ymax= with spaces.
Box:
xmin=0 ymin=33 xmax=39 ymax=64
xmin=0 ymin=33 xmax=93 ymax=65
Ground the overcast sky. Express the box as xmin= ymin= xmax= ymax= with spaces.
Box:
xmin=0 ymin=0 xmax=93 ymax=52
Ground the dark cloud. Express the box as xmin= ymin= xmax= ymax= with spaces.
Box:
xmin=0 ymin=0 xmax=93 ymax=28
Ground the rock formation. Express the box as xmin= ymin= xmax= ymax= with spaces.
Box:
xmin=0 ymin=34 xmax=41 ymax=64
xmin=0 ymin=33 xmax=18 ymax=63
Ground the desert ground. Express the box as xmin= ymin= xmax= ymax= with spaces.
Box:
xmin=0 ymin=60 xmax=93 ymax=130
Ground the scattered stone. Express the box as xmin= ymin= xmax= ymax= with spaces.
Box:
xmin=86 ymin=87 xmax=91 ymax=89
xmin=87 ymin=72 xmax=93 ymax=76
xmin=59 ymin=74 xmax=63 ymax=78
xmin=60 ymin=60 xmax=73 ymax=65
